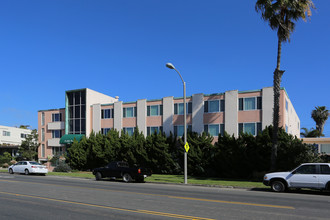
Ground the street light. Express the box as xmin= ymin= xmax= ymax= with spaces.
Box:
xmin=166 ymin=62 xmax=187 ymax=184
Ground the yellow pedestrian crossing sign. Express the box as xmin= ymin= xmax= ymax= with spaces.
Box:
xmin=184 ymin=142 xmax=190 ymax=153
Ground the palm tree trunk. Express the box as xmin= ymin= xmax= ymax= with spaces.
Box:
xmin=271 ymin=37 xmax=284 ymax=171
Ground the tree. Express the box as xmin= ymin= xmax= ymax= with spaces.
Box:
xmin=66 ymin=137 xmax=88 ymax=170
xmin=311 ymin=106 xmax=329 ymax=137
xmin=300 ymin=127 xmax=323 ymax=138
xmin=145 ymin=132 xmax=174 ymax=174
xmin=19 ymin=125 xmax=30 ymax=129
xmin=18 ymin=129 xmax=39 ymax=160
xmin=255 ymin=0 xmax=315 ymax=170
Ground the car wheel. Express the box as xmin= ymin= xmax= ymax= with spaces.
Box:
xmin=24 ymin=169 xmax=30 ymax=175
xmin=326 ymin=182 xmax=330 ymax=191
xmin=95 ymin=172 xmax=102 ymax=181
xmin=271 ymin=180 xmax=286 ymax=192
xmin=9 ymin=168 xmax=14 ymax=174
xmin=122 ymin=173 xmax=132 ymax=183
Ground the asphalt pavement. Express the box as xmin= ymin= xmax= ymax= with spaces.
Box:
xmin=0 ymin=173 xmax=330 ymax=219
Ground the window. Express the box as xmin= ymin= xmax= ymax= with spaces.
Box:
xmin=209 ymin=100 xmax=219 ymax=112
xmin=42 ymin=128 xmax=45 ymax=141
xmin=257 ymin=97 xmax=262 ymax=109
xmin=147 ymin=126 xmax=163 ymax=136
xmin=174 ymin=125 xmax=192 ymax=136
xmin=20 ymin=133 xmax=27 ymax=138
xmin=239 ymin=97 xmax=262 ymax=111
xmin=320 ymin=144 xmax=330 ymax=154
xmin=294 ymin=165 xmax=317 ymax=174
xmin=174 ymin=102 xmax=192 ymax=115
xmin=41 ymin=112 xmax=45 ymax=126
xmin=204 ymin=100 xmax=225 ymax=113
xmin=41 ymin=144 xmax=45 ymax=158
xmin=147 ymin=105 xmax=163 ymax=116
xmin=123 ymin=107 xmax=137 ymax=118
xmin=204 ymin=124 xmax=224 ymax=136
xmin=320 ymin=165 xmax=330 ymax=175
xmin=244 ymin=123 xmax=255 ymax=135
xmin=2 ymin=131 xmax=10 ymax=136
xmin=52 ymin=130 xmax=62 ymax=138
xmin=101 ymin=128 xmax=111 ymax=135
xmin=52 ymin=113 xmax=62 ymax=122
xmin=67 ymin=90 xmax=86 ymax=135
xmin=286 ymin=100 xmax=289 ymax=111
xmin=123 ymin=127 xmax=135 ymax=136
xmin=238 ymin=122 xmax=262 ymax=136
xmin=101 ymin=109 xmax=114 ymax=119
xmin=52 ymin=147 xmax=63 ymax=156
xmin=245 ymin=98 xmax=255 ymax=110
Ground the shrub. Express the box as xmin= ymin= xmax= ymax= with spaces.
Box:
xmin=53 ymin=161 xmax=72 ymax=172
xmin=0 ymin=152 xmax=12 ymax=167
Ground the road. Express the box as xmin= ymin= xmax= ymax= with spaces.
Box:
xmin=0 ymin=173 xmax=330 ymax=220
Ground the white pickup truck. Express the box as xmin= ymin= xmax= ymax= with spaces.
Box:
xmin=263 ymin=163 xmax=330 ymax=192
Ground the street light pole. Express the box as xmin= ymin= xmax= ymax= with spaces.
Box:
xmin=166 ymin=63 xmax=187 ymax=184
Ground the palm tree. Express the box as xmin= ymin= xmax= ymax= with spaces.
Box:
xmin=300 ymin=127 xmax=323 ymax=138
xmin=311 ymin=106 xmax=329 ymax=136
xmin=255 ymin=0 xmax=315 ymax=171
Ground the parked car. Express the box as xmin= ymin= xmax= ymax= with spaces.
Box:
xmin=263 ymin=163 xmax=330 ymax=192
xmin=92 ymin=161 xmax=152 ymax=183
xmin=8 ymin=161 xmax=48 ymax=175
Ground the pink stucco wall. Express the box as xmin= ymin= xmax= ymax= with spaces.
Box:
xmin=238 ymin=91 xmax=261 ymax=98
xmin=100 ymin=105 xmax=114 ymax=128
xmin=238 ymin=111 xmax=262 ymax=123
xmin=173 ymin=115 xmax=192 ymax=125
xmin=38 ymin=109 xmax=65 ymax=171
xmin=204 ymin=94 xmax=224 ymax=101
xmin=147 ymin=116 xmax=163 ymax=126
xmin=204 ymin=113 xmax=224 ymax=124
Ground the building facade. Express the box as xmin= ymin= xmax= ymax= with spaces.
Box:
xmin=302 ymin=138 xmax=330 ymax=154
xmin=38 ymin=87 xmax=300 ymax=167
xmin=0 ymin=125 xmax=32 ymax=156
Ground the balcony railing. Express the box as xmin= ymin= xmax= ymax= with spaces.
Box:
xmin=48 ymin=122 xmax=65 ymax=130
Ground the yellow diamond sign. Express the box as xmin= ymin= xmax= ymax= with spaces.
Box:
xmin=184 ymin=142 xmax=190 ymax=153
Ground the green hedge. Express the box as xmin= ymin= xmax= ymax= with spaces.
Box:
xmin=65 ymin=126 xmax=324 ymax=179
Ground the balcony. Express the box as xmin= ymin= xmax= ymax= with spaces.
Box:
xmin=48 ymin=122 xmax=65 ymax=130
xmin=48 ymin=138 xmax=63 ymax=147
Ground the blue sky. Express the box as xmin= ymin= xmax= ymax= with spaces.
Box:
xmin=1 ymin=1 xmax=329 ymax=136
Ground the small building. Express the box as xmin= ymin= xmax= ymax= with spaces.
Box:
xmin=0 ymin=125 xmax=32 ymax=157
xmin=302 ymin=138 xmax=330 ymax=154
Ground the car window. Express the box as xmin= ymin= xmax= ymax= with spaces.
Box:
xmin=320 ymin=165 xmax=330 ymax=174
xmin=294 ymin=165 xmax=317 ymax=174
xmin=29 ymin=162 xmax=40 ymax=165
xmin=108 ymin=162 xmax=116 ymax=168
xmin=16 ymin=162 xmax=22 ymax=165
xmin=23 ymin=162 xmax=27 ymax=165
xmin=118 ymin=162 xmax=129 ymax=168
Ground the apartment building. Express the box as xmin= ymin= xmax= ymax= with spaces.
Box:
xmin=38 ymin=87 xmax=300 ymax=166
xmin=0 ymin=125 xmax=32 ymax=156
